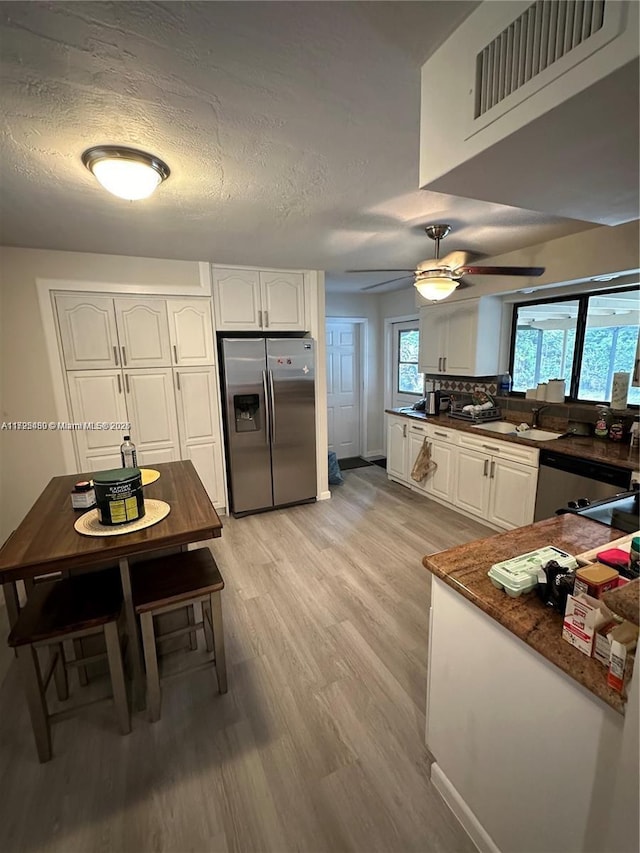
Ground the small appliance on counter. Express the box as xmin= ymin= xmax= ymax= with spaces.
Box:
xmin=412 ymin=391 xmax=447 ymax=415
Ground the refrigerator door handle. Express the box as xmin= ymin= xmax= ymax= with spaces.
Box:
xmin=262 ymin=370 xmax=270 ymax=443
xmin=268 ymin=369 xmax=277 ymax=443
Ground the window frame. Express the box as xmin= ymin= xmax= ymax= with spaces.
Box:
xmin=508 ymin=284 xmax=639 ymax=405
xmin=395 ymin=323 xmax=423 ymax=398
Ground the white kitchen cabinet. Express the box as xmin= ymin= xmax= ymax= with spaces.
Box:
xmin=387 ymin=416 xmax=409 ymax=482
xmin=114 ymin=298 xmax=171 ymax=368
xmin=419 ymin=297 xmax=503 ymax=376
xmin=123 ymin=368 xmax=180 ymax=467
xmin=167 ymin=300 xmax=215 ymax=366
xmin=424 ymin=438 xmax=456 ymax=503
xmin=175 ymin=367 xmax=226 ymax=508
xmin=56 ymin=294 xmax=120 ymax=370
xmin=212 ymin=267 xmax=307 ymax=332
xmin=66 ymin=370 xmax=129 ymax=471
xmin=407 ymin=421 xmax=429 ymax=492
xmin=488 ymin=457 xmax=538 ymax=530
xmin=453 ymin=446 xmax=491 ymax=517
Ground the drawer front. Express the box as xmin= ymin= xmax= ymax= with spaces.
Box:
xmin=407 ymin=421 xmax=428 ymax=437
xmin=424 ymin=424 xmax=459 ymax=445
xmin=457 ymin=432 xmax=539 ymax=467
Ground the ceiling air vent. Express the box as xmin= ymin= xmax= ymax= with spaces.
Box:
xmin=475 ymin=0 xmax=606 ymax=118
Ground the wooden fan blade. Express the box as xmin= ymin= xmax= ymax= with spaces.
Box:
xmin=360 ymin=274 xmax=415 ymax=291
xmin=455 ymin=265 xmax=545 ymax=277
xmin=348 ymin=268 xmax=417 ymax=273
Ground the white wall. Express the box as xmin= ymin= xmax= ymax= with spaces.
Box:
xmin=0 ymin=248 xmax=205 ymax=544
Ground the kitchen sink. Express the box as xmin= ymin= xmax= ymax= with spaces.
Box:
xmin=470 ymin=421 xmax=519 ymax=434
xmin=470 ymin=421 xmax=561 ymax=441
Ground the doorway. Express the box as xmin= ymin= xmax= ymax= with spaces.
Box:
xmin=326 ymin=320 xmax=363 ymax=460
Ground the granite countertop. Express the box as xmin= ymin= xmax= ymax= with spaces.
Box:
xmin=422 ymin=514 xmax=630 ymax=714
xmin=386 ymin=408 xmax=640 ymax=471
xmin=603 ymin=578 xmax=640 ymax=626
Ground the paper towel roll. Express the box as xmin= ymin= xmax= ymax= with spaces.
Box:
xmin=611 ymin=372 xmax=630 ymax=410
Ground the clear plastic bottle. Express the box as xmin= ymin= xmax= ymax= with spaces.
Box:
xmin=499 ymin=372 xmax=512 ymax=394
xmin=120 ymin=434 xmax=137 ymax=468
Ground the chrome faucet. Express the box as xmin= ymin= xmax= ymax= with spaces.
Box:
xmin=531 ymin=405 xmax=549 ymax=429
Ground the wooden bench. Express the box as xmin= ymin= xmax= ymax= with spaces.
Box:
xmin=131 ymin=548 xmax=227 ymax=722
xmin=8 ymin=569 xmax=130 ymax=762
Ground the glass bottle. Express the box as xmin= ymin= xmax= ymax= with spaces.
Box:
xmin=594 ymin=406 xmax=611 ymax=439
xmin=120 ymin=434 xmax=138 ymax=468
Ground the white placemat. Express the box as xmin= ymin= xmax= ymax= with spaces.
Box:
xmin=74 ymin=499 xmax=171 ymax=537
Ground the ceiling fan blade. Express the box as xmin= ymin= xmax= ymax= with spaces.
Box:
xmin=348 ymin=268 xmax=417 ymax=273
xmin=454 ymin=265 xmax=545 ymax=277
xmin=360 ymin=274 xmax=415 ymax=291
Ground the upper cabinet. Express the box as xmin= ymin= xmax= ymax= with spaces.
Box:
xmin=419 ymin=296 xmax=503 ymax=376
xmin=167 ymin=300 xmax=215 ymax=366
xmin=56 ymin=294 xmax=214 ymax=370
xmin=212 ymin=267 xmax=307 ymax=332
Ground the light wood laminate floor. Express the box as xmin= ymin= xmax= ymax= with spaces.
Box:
xmin=0 ymin=466 xmax=493 ymax=853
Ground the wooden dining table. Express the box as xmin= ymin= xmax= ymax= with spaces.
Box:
xmin=0 ymin=460 xmax=223 ymax=706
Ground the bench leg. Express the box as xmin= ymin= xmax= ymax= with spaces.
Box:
xmin=50 ymin=643 xmax=69 ymax=702
xmin=187 ymin=604 xmax=198 ymax=651
xmin=202 ymin=599 xmax=214 ymax=653
xmin=140 ymin=612 xmax=162 ymax=723
xmin=73 ymin=639 xmax=89 ymax=686
xmin=104 ymin=622 xmax=131 ymax=735
xmin=3 ymin=581 xmax=20 ymax=628
xmin=210 ymin=592 xmax=227 ymax=694
xmin=17 ymin=645 xmax=52 ymax=763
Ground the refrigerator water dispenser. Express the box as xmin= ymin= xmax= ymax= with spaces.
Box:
xmin=234 ymin=394 xmax=261 ymax=432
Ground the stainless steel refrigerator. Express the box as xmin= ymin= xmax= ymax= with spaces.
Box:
xmin=221 ymin=337 xmax=317 ymax=515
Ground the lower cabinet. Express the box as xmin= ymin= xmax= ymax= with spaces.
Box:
xmin=386 ymin=414 xmax=539 ymax=530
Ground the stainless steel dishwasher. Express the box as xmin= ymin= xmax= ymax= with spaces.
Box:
xmin=534 ymin=449 xmax=632 ymax=521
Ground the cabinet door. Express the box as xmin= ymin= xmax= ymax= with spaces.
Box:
xmin=453 ymin=447 xmax=490 ymax=519
xmin=56 ymin=294 xmax=119 ymax=370
xmin=66 ymin=370 xmax=129 ymax=471
xmin=425 ymin=439 xmax=456 ymax=503
xmin=442 ymin=301 xmax=478 ymax=376
xmin=167 ymin=299 xmax=215 ymax=366
xmin=175 ymin=367 xmax=226 ymax=508
xmin=407 ymin=426 xmax=429 ymax=493
xmin=114 ymin=298 xmax=171 ymax=368
xmin=488 ymin=458 xmax=538 ymax=530
xmin=123 ymin=368 xmax=180 ymax=466
xmin=419 ymin=305 xmax=447 ymax=373
xmin=212 ymin=268 xmax=261 ymax=331
xmin=260 ymin=271 xmax=306 ymax=331
xmin=387 ymin=417 xmax=408 ymax=481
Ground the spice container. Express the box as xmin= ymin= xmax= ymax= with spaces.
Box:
xmin=594 ymin=406 xmax=611 ymax=438
xmin=608 ymin=418 xmax=624 ymax=442
xmin=71 ymin=480 xmax=96 ymax=510
xmin=573 ymin=563 xmax=619 ymax=598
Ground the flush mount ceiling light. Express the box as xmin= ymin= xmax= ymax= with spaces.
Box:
xmin=81 ymin=146 xmax=170 ymax=200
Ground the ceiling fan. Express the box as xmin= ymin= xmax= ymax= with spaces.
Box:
xmin=349 ymin=224 xmax=545 ymax=301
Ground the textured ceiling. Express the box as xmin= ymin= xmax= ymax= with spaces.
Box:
xmin=0 ymin=1 xmax=595 ymax=292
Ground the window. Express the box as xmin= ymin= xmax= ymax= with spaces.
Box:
xmin=397 ymin=327 xmax=423 ymax=394
xmin=510 ymin=287 xmax=640 ymax=405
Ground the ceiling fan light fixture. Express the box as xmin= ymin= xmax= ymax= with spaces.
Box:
xmin=414 ymin=271 xmax=458 ymax=302
xmin=81 ymin=146 xmax=170 ymax=200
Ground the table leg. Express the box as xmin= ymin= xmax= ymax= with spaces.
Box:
xmin=118 ymin=557 xmax=146 ymax=711
xmin=3 ymin=581 xmax=20 ymax=628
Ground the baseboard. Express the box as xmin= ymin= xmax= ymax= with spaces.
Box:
xmin=430 ymin=763 xmax=501 ymax=853
xmin=361 ymin=449 xmax=385 ymax=459
xmin=318 ymin=490 xmax=331 ymax=501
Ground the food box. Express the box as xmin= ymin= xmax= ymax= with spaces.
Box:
xmin=488 ymin=546 xmax=577 ymax=597
xmin=594 ymin=620 xmax=639 ymax=667
xmin=573 ymin=563 xmax=619 ymax=599
xmin=562 ymin=593 xmax=615 ymax=656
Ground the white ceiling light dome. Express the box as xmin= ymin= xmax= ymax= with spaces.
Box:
xmin=82 ymin=146 xmax=170 ymax=201
xmin=414 ymin=270 xmax=458 ymax=301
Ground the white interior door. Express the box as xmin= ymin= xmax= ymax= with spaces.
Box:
xmin=326 ymin=321 xmax=361 ymax=459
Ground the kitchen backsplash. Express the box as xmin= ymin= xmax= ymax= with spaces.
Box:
xmin=424 ymin=374 xmax=498 ymax=396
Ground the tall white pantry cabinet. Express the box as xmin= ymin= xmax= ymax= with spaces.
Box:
xmin=54 ymin=293 xmax=226 ymax=510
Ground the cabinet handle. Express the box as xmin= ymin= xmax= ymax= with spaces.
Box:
xmin=434 ymin=431 xmax=448 ymax=438
xmin=176 ymin=371 xmax=181 ymax=390
xmin=438 ymin=357 xmax=442 ymax=371
xmin=117 ymin=374 xmax=122 ymax=394
xmin=403 ymin=424 xmax=407 ymax=437
xmin=483 ymin=459 xmax=488 ymax=477
xmin=443 ymin=356 xmax=447 ymax=372
xmin=411 ymin=425 xmax=425 ymax=432
xmin=490 ymin=460 xmax=496 ymax=479
xmin=634 ymin=358 xmax=640 ymax=383
xmin=265 ymin=310 xmax=269 ymax=328
xmin=113 ymin=345 xmax=119 ymax=366
xmin=259 ymin=310 xmax=263 ymax=328
xmin=482 ymin=444 xmax=500 ymax=453
xmin=125 ymin=373 xmax=130 ymax=394
xmin=173 ymin=345 xmax=178 ymax=364
xmin=121 ymin=346 xmax=127 ymax=366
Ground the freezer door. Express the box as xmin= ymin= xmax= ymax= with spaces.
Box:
xmin=222 ymin=338 xmax=273 ymax=513
xmin=267 ymin=338 xmax=317 ymax=506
